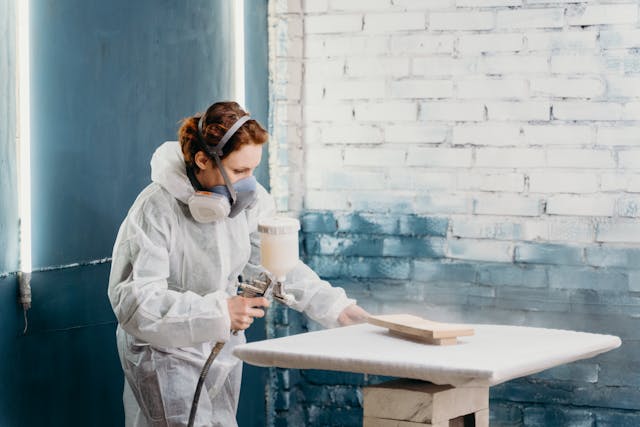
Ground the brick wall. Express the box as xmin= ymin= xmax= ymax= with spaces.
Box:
xmin=268 ymin=0 xmax=640 ymax=425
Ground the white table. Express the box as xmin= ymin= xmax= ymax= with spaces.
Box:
xmin=234 ymin=323 xmax=621 ymax=426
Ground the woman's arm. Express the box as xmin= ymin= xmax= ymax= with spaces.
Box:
xmin=108 ymin=196 xmax=231 ymax=348
xmin=243 ymin=185 xmax=367 ymax=328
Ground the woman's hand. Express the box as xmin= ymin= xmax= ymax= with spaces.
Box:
xmin=338 ymin=304 xmax=370 ymax=326
xmin=227 ymin=296 xmax=270 ymax=331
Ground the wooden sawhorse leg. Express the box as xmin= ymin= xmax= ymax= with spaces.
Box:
xmin=363 ymin=379 xmax=489 ymax=427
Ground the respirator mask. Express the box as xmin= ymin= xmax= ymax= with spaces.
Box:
xmin=187 ymin=114 xmax=258 ymax=223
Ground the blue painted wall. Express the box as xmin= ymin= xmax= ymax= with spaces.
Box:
xmin=267 ymin=211 xmax=639 ymax=426
xmin=0 ymin=2 xmax=270 ymax=426
xmin=237 ymin=1 xmax=270 ymax=426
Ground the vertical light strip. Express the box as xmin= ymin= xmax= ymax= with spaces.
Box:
xmin=233 ymin=0 xmax=246 ymax=107
xmin=17 ymin=0 xmax=32 ymax=312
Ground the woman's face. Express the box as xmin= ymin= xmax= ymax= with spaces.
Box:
xmin=194 ymin=143 xmax=263 ymax=188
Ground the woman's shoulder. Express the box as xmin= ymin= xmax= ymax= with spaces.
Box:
xmin=127 ymin=183 xmax=181 ymax=222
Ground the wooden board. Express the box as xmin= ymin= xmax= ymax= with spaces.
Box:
xmin=367 ymin=314 xmax=474 ymax=344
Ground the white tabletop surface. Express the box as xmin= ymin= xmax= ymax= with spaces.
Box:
xmin=233 ymin=323 xmax=621 ymax=386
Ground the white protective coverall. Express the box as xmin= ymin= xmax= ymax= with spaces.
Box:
xmin=108 ymin=141 xmax=355 ymax=427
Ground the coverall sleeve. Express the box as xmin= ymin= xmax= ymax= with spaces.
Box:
xmin=243 ymin=186 xmax=355 ymax=329
xmin=108 ymin=197 xmax=231 ymax=348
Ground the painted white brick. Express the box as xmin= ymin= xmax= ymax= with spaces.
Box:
xmin=624 ymin=54 xmax=640 ymax=74
xmin=419 ymin=101 xmax=485 ymax=121
xmin=522 ymin=219 xmax=595 ymax=243
xmin=286 ymin=15 xmax=304 ymax=38
xmin=607 ymin=77 xmax=640 ymax=99
xmin=305 ymin=190 xmax=349 ymax=210
xmin=328 ymin=0 xmax=391 ymax=11
xmin=306 ymin=166 xmax=324 ymax=189
xmin=274 ymin=80 xmax=302 ymax=101
xmin=486 ymin=102 xmax=550 ymax=121
xmin=617 ymin=197 xmax=640 ymax=218
xmin=476 ymin=148 xmax=546 ymax=168
xmin=349 ymin=190 xmax=416 ymax=213
xmin=553 ymin=102 xmax=623 ymax=121
xmin=599 ymin=29 xmax=640 ymax=49
xmin=524 ymin=125 xmax=593 ymax=146
xmin=547 ymin=195 xmax=616 ymax=217
xmin=324 ymin=80 xmax=386 ymax=100
xmin=447 ymin=239 xmax=514 ymax=263
xmin=323 ymin=170 xmax=387 ymax=190
xmin=308 ymin=35 xmax=389 ymax=57
xmin=453 ymin=124 xmax=523 ymax=146
xmin=527 ymin=31 xmax=598 ymax=51
xmin=597 ymin=127 xmax=640 ymax=147
xmin=412 ymin=57 xmax=477 ymax=77
xmin=456 ymin=0 xmax=521 ymax=6
xmin=477 ymin=55 xmax=549 ymax=75
xmin=458 ymin=33 xmax=524 ymax=54
xmin=451 ymin=217 xmax=523 ymax=240
xmin=364 ymin=12 xmax=426 ymax=33
xmin=597 ymin=221 xmax=640 ymax=243
xmin=304 ymin=14 xmax=363 ymax=34
xmin=304 ymin=147 xmax=343 ymax=166
xmin=390 ymin=79 xmax=454 ymax=99
xmin=392 ymin=0 xmax=452 ymax=10
xmin=457 ymin=79 xmax=528 ymax=99
xmin=601 ymin=174 xmax=640 ymax=193
xmin=274 ymin=102 xmax=303 ymax=124
xmin=527 ymin=0 xmax=592 ymax=3
xmin=386 ymin=125 xmax=448 ymax=143
xmin=531 ymin=78 xmax=605 ymax=98
xmin=415 ymin=193 xmax=472 ymax=214
xmin=429 ymin=11 xmax=494 ymax=31
xmin=475 ymin=195 xmax=542 ymax=216
xmin=387 ymin=169 xmax=455 ymax=190
xmin=551 ymin=55 xmax=603 ymax=74
xmin=390 ymin=34 xmax=454 ymax=55
xmin=406 ymin=147 xmax=473 ymax=167
xmin=322 ymin=125 xmax=384 ymax=144
xmin=547 ymin=149 xmax=616 ymax=169
xmin=354 ymin=102 xmax=417 ymax=121
xmin=344 ymin=148 xmax=406 ymax=166
xmin=567 ymin=4 xmax=638 ymax=27
xmin=305 ymin=104 xmax=353 ymax=122
xmin=529 ymin=172 xmax=598 ymax=193
xmin=304 ymin=59 xmax=345 ymax=82
xmin=497 ymin=8 xmax=564 ymax=29
xmin=623 ymin=102 xmax=640 ymax=120
xmin=302 ymin=0 xmax=327 ymax=13
xmin=346 ymin=57 xmax=409 ymax=78
xmin=457 ymin=172 xmax=525 ymax=192
xmin=619 ymin=151 xmax=640 ymax=169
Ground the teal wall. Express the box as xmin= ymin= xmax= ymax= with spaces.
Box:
xmin=0 ymin=1 xmax=269 ymax=426
xmin=237 ymin=1 xmax=270 ymax=426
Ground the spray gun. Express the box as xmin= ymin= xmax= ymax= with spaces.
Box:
xmin=188 ymin=217 xmax=300 ymax=427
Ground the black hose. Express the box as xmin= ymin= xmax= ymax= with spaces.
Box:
xmin=187 ymin=341 xmax=226 ymax=427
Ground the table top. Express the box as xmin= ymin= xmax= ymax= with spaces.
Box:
xmin=233 ymin=323 xmax=621 ymax=386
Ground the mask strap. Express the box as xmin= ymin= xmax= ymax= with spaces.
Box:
xmin=196 ymin=113 xmax=252 ymax=204
xmin=211 ymin=153 xmax=237 ymax=204
xmin=198 ymin=114 xmax=251 ymax=157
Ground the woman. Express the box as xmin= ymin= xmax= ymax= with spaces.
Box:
xmin=108 ymin=101 xmax=368 ymax=427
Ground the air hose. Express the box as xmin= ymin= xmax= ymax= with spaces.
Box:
xmin=187 ymin=341 xmax=226 ymax=427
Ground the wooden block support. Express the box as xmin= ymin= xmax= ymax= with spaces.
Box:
xmin=363 ymin=379 xmax=488 ymax=425
xmin=363 ymin=416 xmax=447 ymax=427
